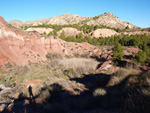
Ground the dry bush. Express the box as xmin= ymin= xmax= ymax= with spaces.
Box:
xmin=37 ymin=88 xmax=51 ymax=104
xmin=127 ymin=71 xmax=150 ymax=88
xmin=45 ymin=60 xmax=63 ymax=70
xmin=59 ymin=58 xmax=99 ymax=75
xmin=107 ymin=69 xmax=134 ymax=86
xmin=14 ymin=65 xmax=29 ymax=75
xmin=139 ymin=71 xmax=150 ymax=86
xmin=93 ymin=88 xmax=107 ymax=96
xmin=46 ymin=53 xmax=62 ymax=60
xmin=63 ymin=68 xmax=76 ymax=78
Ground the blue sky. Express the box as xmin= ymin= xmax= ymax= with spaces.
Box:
xmin=0 ymin=0 xmax=150 ymax=28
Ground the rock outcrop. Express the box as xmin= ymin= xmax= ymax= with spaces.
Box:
xmin=92 ymin=28 xmax=119 ymax=38
xmin=87 ymin=12 xmax=136 ymax=29
xmin=26 ymin=28 xmax=53 ymax=34
xmin=0 ymin=16 xmax=48 ymax=66
xmin=57 ymin=27 xmax=83 ymax=37
xmin=47 ymin=14 xmax=91 ymax=25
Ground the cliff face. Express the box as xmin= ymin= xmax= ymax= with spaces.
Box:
xmin=0 ymin=16 xmax=52 ymax=65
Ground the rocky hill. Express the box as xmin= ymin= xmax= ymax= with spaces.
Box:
xmin=0 ymin=16 xmax=108 ymax=67
xmin=8 ymin=12 xmax=137 ymax=29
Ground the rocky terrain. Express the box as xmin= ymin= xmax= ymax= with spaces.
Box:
xmin=9 ymin=12 xmax=137 ymax=29
xmin=0 ymin=14 xmax=150 ymax=113
xmin=0 ymin=15 xmax=141 ymax=68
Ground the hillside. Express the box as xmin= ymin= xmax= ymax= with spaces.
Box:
xmin=1 ymin=15 xmax=150 ymax=113
xmin=9 ymin=12 xmax=137 ymax=29
xmin=0 ymin=16 xmax=112 ymax=66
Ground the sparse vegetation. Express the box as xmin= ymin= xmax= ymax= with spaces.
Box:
xmin=2 ymin=11 xmax=150 ymax=113
xmin=24 ymin=23 xmax=126 ymax=35
xmin=1 ymin=54 xmax=150 ymax=113
xmin=93 ymin=16 xmax=99 ymax=20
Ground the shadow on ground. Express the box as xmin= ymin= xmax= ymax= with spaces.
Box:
xmin=2 ymin=72 xmax=150 ymax=113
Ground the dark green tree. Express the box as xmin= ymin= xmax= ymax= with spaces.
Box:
xmin=48 ymin=31 xmax=53 ymax=36
xmin=125 ymin=25 xmax=129 ymax=29
xmin=135 ymin=51 xmax=147 ymax=63
xmin=142 ymin=44 xmax=150 ymax=57
xmin=113 ymin=43 xmax=124 ymax=62
xmin=94 ymin=25 xmax=98 ymax=30
xmin=59 ymin=30 xmax=66 ymax=39
xmin=43 ymin=31 xmax=47 ymax=35
xmin=76 ymin=32 xmax=84 ymax=39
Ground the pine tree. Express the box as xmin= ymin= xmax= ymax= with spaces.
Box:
xmin=113 ymin=43 xmax=124 ymax=62
xmin=43 ymin=31 xmax=47 ymax=35
xmin=135 ymin=51 xmax=147 ymax=63
xmin=59 ymin=30 xmax=65 ymax=39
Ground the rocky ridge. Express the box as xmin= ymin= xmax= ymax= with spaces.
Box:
xmin=9 ymin=12 xmax=137 ymax=29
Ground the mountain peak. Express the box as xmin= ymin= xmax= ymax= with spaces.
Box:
xmin=102 ymin=12 xmax=117 ymax=17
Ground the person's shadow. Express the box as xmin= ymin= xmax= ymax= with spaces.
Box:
xmin=28 ymin=85 xmax=35 ymax=103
